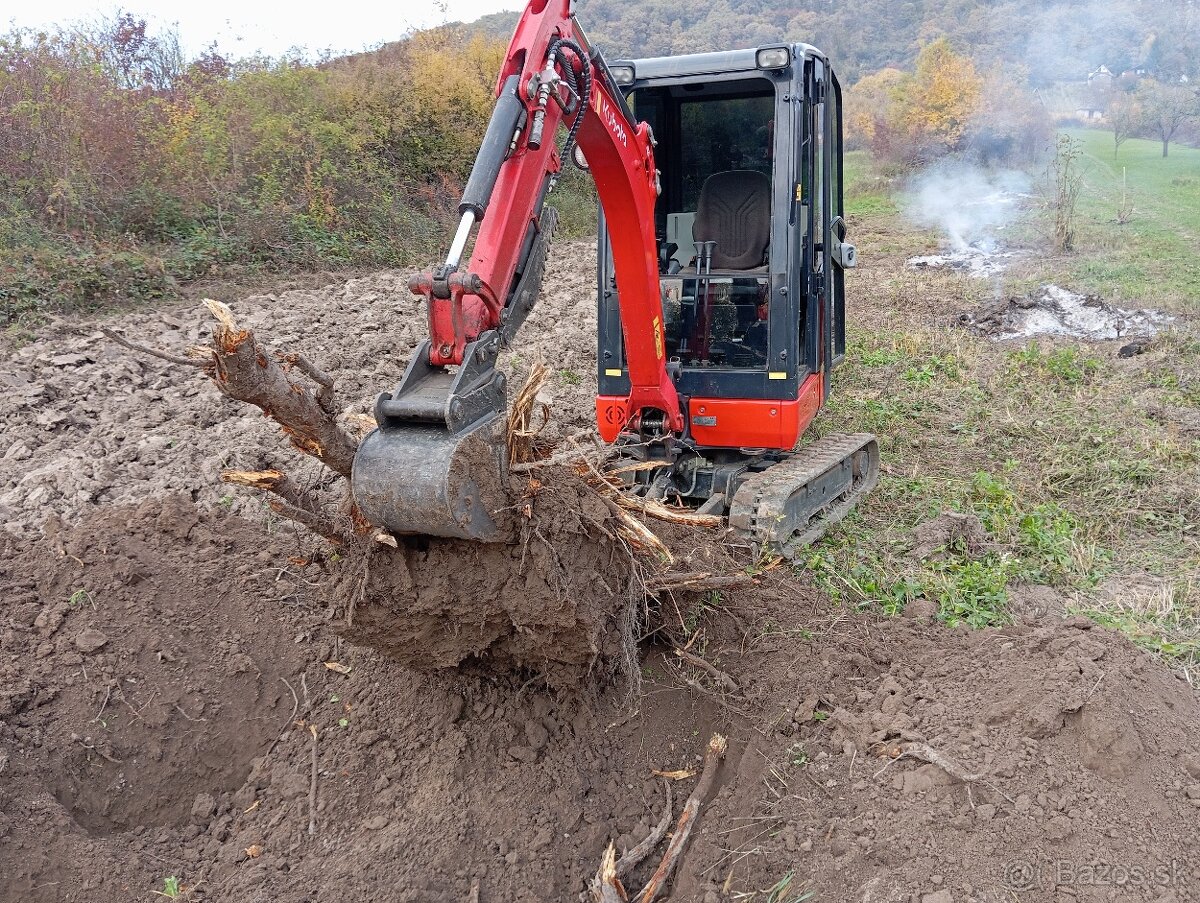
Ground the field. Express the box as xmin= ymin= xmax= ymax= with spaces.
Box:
xmin=1 ymin=132 xmax=1199 ymax=902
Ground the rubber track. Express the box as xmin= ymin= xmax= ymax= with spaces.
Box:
xmin=728 ymin=432 xmax=879 ymax=555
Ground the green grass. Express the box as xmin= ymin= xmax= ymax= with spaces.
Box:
xmin=808 ymin=314 xmax=1199 ymax=669
xmin=1054 ymin=128 xmax=1200 ymax=311
xmin=844 ymin=149 xmax=899 ymax=218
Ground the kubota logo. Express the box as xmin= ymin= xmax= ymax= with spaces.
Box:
xmin=592 ymin=90 xmax=627 ymax=147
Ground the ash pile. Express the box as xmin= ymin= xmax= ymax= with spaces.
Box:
xmin=961 ymin=283 xmax=1174 ymax=341
xmin=907 ymin=241 xmax=1019 ymax=278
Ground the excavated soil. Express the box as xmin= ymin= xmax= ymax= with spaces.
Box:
xmin=334 ymin=470 xmax=639 ymax=684
xmin=3 ymin=241 xmax=1200 ymax=902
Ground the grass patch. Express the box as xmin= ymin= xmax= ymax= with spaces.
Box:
xmin=1044 ymin=129 xmax=1200 ymax=313
xmin=808 ymin=311 xmax=1199 ymax=664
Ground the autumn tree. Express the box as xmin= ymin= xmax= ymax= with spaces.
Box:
xmin=899 ymin=38 xmax=982 ymax=152
xmin=845 ymin=68 xmax=904 ymax=150
xmin=1108 ymin=90 xmax=1143 ymax=157
xmin=862 ymin=38 xmax=982 ymax=166
xmin=1135 ymin=79 xmax=1200 ymax=157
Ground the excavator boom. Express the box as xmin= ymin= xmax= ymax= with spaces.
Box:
xmin=353 ymin=0 xmax=682 ymax=540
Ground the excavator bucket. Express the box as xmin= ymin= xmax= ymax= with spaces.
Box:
xmin=351 ymin=413 xmax=511 ymax=542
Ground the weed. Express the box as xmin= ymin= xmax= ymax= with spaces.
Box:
xmin=558 ymin=368 xmax=581 ymax=386
xmin=218 ymin=494 xmax=234 ymax=510
xmin=764 ymin=870 xmax=815 ymax=903
xmin=68 ymin=588 xmax=94 ymax=609
xmin=787 ymin=743 xmax=810 ymax=767
xmin=154 ymin=877 xmax=182 ymax=899
xmin=1007 ymin=341 xmax=1099 ymax=384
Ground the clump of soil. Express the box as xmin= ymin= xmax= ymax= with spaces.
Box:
xmin=961 ymin=283 xmax=1174 ymax=341
xmin=911 ymin=511 xmax=992 ymax=560
xmin=333 ymin=467 xmax=639 ymax=685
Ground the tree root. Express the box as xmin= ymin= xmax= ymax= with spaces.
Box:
xmin=672 ymin=648 xmax=739 ymax=694
xmin=221 ymin=470 xmax=348 ymax=543
xmin=588 ymin=734 xmax=727 ymax=903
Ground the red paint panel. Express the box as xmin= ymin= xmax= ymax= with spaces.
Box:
xmin=686 ymin=375 xmax=824 ymax=450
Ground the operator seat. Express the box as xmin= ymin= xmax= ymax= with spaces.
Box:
xmin=693 ymin=170 xmax=771 ymax=271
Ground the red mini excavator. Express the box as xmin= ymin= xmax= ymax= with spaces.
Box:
xmin=351 ymin=0 xmax=878 ymax=556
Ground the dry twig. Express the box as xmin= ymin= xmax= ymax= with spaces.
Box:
xmin=101 ymin=327 xmax=206 ymax=368
xmin=636 ymin=734 xmax=728 ymax=902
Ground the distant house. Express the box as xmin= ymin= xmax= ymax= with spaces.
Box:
xmin=1087 ymin=65 xmax=1114 ymax=85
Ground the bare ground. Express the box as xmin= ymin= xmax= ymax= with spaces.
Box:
xmin=2 ymin=239 xmax=1199 ymax=902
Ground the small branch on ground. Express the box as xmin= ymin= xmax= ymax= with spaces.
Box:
xmin=673 ymin=648 xmax=739 ymax=694
xmin=221 ymin=469 xmax=348 ymax=544
xmin=201 ymin=298 xmax=358 ymax=480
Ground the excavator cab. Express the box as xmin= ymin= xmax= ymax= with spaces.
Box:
xmin=596 ymin=46 xmax=853 ymax=451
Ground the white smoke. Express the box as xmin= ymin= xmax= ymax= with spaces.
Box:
xmin=904 ymin=165 xmax=1032 ymax=251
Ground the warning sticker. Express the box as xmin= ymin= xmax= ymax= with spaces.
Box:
xmin=652 ymin=316 xmax=664 ymax=359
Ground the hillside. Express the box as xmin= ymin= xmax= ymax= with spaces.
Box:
xmin=469 ymin=0 xmax=1199 ymax=84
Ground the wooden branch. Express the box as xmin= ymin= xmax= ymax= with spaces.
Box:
xmin=635 ymin=734 xmax=727 ymax=903
xmin=202 ymin=299 xmax=357 ymax=479
xmin=673 ymin=648 xmax=739 ymax=694
xmin=101 ymin=327 xmax=206 ymax=368
xmin=280 ymin=352 xmax=337 ymax=415
xmin=644 ymin=571 xmax=753 ymax=594
xmin=222 ymin=469 xmax=347 ymax=544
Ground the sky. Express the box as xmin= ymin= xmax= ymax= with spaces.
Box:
xmin=5 ymin=0 xmax=524 ymax=58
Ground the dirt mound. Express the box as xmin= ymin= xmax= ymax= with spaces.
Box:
xmin=4 ymin=497 xmax=1200 ymax=902
xmin=333 ymin=468 xmax=639 ymax=684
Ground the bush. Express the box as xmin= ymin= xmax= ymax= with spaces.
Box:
xmin=0 ymin=19 xmax=512 ymax=316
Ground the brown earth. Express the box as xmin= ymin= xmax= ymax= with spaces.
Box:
xmin=2 ymin=242 xmax=1200 ymax=903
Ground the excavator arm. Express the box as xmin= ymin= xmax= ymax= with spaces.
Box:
xmin=352 ymin=0 xmax=680 ymax=540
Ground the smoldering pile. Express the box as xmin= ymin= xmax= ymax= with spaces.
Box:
xmin=960 ymin=283 xmax=1174 ymax=341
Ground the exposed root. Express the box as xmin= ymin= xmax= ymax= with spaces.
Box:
xmin=587 ymin=736 xmax=727 ymax=903
xmin=616 ymin=779 xmax=674 ymax=877
xmin=636 ymin=733 xmax=727 ymax=902
xmin=507 ymin=361 xmax=552 ymax=465
xmin=673 ymin=648 xmax=739 ymax=694
xmin=614 ymin=495 xmax=723 ymax=528
xmin=221 ymin=469 xmax=348 ymax=544
xmin=645 ymin=571 xmax=753 ymax=594
xmin=900 ymin=742 xmax=987 ymax=783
